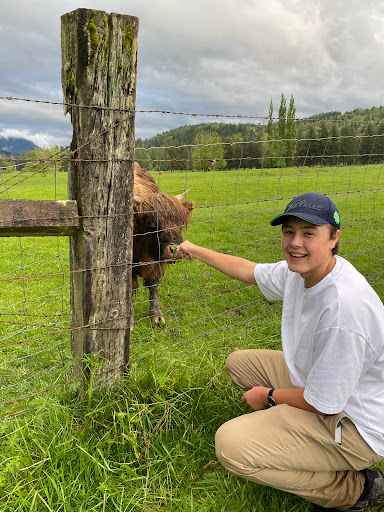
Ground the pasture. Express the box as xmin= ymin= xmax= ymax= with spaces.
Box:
xmin=0 ymin=164 xmax=382 ymax=511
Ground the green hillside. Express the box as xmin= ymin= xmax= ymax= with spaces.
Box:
xmin=136 ymin=104 xmax=384 ymax=171
xmin=3 ymin=103 xmax=384 ymax=174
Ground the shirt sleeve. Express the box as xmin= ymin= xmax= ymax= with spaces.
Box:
xmin=304 ymin=327 xmax=369 ymax=414
xmin=254 ymin=261 xmax=288 ymax=301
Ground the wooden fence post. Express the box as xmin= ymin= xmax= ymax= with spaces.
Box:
xmin=61 ymin=9 xmax=139 ymax=390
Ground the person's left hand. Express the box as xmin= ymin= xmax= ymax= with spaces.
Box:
xmin=241 ymin=386 xmax=269 ymax=411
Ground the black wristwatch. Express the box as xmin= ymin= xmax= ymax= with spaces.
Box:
xmin=267 ymin=388 xmax=277 ymax=407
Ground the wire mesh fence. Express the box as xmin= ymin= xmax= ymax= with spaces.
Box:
xmin=0 ymin=96 xmax=384 ymax=420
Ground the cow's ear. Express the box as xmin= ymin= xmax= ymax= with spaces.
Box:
xmin=183 ymin=200 xmax=194 ymax=225
xmin=183 ymin=200 xmax=194 ymax=210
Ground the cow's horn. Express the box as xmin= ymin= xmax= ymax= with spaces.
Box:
xmin=175 ymin=189 xmax=190 ymax=201
xmin=133 ymin=195 xmax=143 ymax=204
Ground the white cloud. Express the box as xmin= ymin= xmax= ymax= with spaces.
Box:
xmin=0 ymin=129 xmax=67 ymax=149
xmin=2 ymin=0 xmax=384 ymax=143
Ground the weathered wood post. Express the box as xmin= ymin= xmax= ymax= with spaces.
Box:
xmin=61 ymin=9 xmax=139 ymax=389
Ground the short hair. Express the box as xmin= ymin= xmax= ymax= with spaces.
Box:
xmin=329 ymin=224 xmax=340 ymax=255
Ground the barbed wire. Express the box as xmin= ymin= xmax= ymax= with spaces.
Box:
xmin=2 ymin=95 xmax=384 ymax=125
xmin=2 ymin=134 xmax=384 ymax=166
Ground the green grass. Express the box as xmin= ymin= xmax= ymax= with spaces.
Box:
xmin=0 ymin=164 xmax=382 ymax=510
xmin=0 ymin=359 xmax=312 ymax=511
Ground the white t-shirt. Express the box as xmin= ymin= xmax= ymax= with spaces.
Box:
xmin=254 ymin=255 xmax=384 ymax=456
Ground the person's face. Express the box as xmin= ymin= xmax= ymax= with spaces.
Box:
xmin=281 ymin=216 xmax=340 ymax=287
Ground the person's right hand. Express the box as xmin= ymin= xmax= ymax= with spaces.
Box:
xmin=177 ymin=241 xmax=198 ymax=260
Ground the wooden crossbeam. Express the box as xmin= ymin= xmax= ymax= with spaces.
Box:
xmin=0 ymin=198 xmax=79 ymax=237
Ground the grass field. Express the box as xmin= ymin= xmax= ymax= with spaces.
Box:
xmin=0 ymin=164 xmax=383 ymax=511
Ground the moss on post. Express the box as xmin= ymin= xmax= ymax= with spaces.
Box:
xmin=87 ymin=13 xmax=99 ymax=66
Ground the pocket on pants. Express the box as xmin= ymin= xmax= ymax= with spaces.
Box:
xmin=323 ymin=413 xmax=382 ymax=470
xmin=323 ymin=412 xmax=349 ymax=445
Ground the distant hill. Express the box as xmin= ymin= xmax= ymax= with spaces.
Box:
xmin=308 ymin=105 xmax=384 ymax=123
xmin=136 ymin=121 xmax=264 ymax=148
xmin=0 ymin=137 xmax=39 ymax=156
xmin=136 ymin=105 xmax=384 ymax=150
xmin=135 ymin=104 xmax=384 ymax=170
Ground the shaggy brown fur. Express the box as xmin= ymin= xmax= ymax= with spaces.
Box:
xmin=131 ymin=163 xmax=193 ymax=328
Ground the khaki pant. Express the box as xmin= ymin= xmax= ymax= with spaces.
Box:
xmin=215 ymin=349 xmax=382 ymax=510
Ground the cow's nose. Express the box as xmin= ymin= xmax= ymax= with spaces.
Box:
xmin=164 ymin=245 xmax=172 ymax=258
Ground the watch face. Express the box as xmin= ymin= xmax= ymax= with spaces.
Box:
xmin=268 ymin=390 xmax=276 ymax=407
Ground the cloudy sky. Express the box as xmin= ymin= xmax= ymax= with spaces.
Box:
xmin=1 ymin=0 xmax=384 ymax=148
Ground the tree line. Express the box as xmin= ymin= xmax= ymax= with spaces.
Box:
xmin=136 ymin=98 xmax=384 ymax=170
xmin=0 ymin=146 xmax=70 ymax=174
xmin=2 ymin=99 xmax=384 ymax=173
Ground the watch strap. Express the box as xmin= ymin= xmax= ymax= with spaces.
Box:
xmin=267 ymin=388 xmax=276 ymax=407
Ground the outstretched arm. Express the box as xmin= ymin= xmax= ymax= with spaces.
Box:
xmin=177 ymin=240 xmax=257 ymax=285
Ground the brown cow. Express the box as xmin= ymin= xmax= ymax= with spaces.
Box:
xmin=131 ymin=163 xmax=193 ymax=328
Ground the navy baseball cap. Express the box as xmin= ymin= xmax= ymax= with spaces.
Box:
xmin=270 ymin=192 xmax=341 ymax=229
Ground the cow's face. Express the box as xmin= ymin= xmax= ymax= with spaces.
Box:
xmin=133 ymin=196 xmax=193 ymax=263
xmin=158 ymin=227 xmax=183 ymax=260
xmin=148 ymin=199 xmax=194 ymax=261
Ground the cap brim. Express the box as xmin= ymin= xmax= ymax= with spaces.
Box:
xmin=270 ymin=212 xmax=330 ymax=226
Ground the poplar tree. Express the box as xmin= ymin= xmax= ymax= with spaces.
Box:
xmin=278 ymin=93 xmax=287 ymax=140
xmin=265 ymin=99 xmax=278 ymax=168
xmin=267 ymin=99 xmax=275 ymax=140
xmin=286 ymin=94 xmax=297 ymax=167
xmin=277 ymin=94 xmax=287 ymax=167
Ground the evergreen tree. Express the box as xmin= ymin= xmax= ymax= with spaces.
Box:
xmin=277 ymin=93 xmax=287 ymax=167
xmin=360 ymin=124 xmax=375 ymax=165
xmin=264 ymin=99 xmax=279 ymax=168
xmin=340 ymin=122 xmax=358 ymax=165
xmin=295 ymin=123 xmax=307 ymax=167
xmin=328 ymin=122 xmax=341 ymax=167
xmin=373 ymin=122 xmax=384 ymax=165
xmin=286 ymin=94 xmax=297 ymax=167
xmin=267 ymin=99 xmax=275 ymax=140
xmin=278 ymin=94 xmax=287 ymax=140
xmin=305 ymin=123 xmax=319 ymax=166
xmin=318 ymin=121 xmax=330 ymax=166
